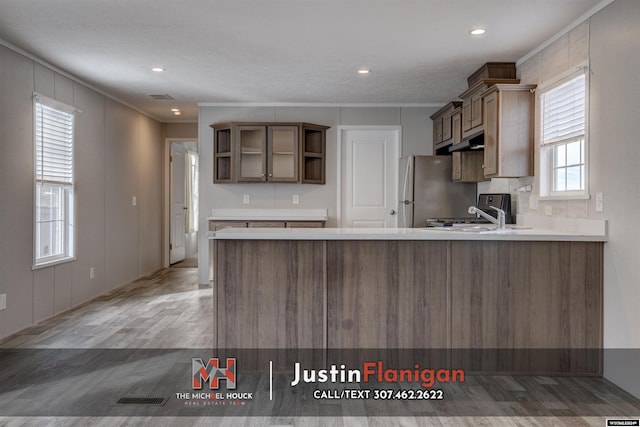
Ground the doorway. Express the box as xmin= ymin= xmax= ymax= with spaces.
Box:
xmin=166 ymin=140 xmax=198 ymax=268
xmin=338 ymin=127 xmax=400 ymax=228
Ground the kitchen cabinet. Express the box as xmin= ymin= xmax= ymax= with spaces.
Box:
xmin=211 ymin=122 xmax=328 ymax=184
xmin=430 ymin=102 xmax=461 ymax=154
xmin=459 ymin=78 xmax=519 ymax=140
xmin=482 ymin=84 xmax=536 ymax=178
xmin=459 ymin=63 xmax=518 ymax=140
xmin=210 ymin=220 xmax=325 ymax=230
xmin=452 ymin=151 xmax=487 ymax=182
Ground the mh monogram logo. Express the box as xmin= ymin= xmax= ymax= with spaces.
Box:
xmin=192 ymin=357 xmax=237 ymax=390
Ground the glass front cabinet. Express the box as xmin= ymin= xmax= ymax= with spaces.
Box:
xmin=212 ymin=122 xmax=328 ymax=184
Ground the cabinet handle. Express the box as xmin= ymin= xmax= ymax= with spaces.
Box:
xmin=268 ymin=173 xmax=273 ymax=177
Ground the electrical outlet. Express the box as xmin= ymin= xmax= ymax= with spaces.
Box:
xmin=595 ymin=192 xmax=604 ymax=212
xmin=90 ymin=267 xmax=95 ymax=280
xmin=243 ymin=194 xmax=250 ymax=204
xmin=545 ymin=205 xmax=553 ymax=216
xmin=292 ymin=194 xmax=299 ymax=205
xmin=132 ymin=196 xmax=137 ymax=206
xmin=0 ymin=293 xmax=6 ymax=311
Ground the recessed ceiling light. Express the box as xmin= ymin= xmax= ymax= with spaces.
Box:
xmin=358 ymin=69 xmax=370 ymax=75
xmin=170 ymin=108 xmax=180 ymax=112
xmin=469 ymin=28 xmax=486 ymax=36
xmin=173 ymin=111 xmax=182 ymax=116
xmin=151 ymin=67 xmax=165 ymax=72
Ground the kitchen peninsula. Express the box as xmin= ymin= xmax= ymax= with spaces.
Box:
xmin=210 ymin=222 xmax=606 ymax=375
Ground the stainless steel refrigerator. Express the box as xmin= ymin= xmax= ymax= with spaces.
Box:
xmin=399 ymin=155 xmax=477 ymax=227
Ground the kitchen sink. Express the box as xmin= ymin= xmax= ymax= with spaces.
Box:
xmin=427 ymin=224 xmax=532 ymax=233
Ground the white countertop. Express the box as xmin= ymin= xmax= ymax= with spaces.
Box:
xmin=208 ymin=226 xmax=607 ymax=242
xmin=208 ymin=208 xmax=328 ymax=221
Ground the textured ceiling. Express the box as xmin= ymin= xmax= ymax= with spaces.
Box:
xmin=0 ymin=0 xmax=606 ymax=122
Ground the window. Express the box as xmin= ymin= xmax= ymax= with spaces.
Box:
xmin=33 ymin=95 xmax=75 ymax=267
xmin=539 ymin=65 xmax=588 ymax=199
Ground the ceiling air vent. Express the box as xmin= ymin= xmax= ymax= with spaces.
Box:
xmin=149 ymin=94 xmax=174 ymax=100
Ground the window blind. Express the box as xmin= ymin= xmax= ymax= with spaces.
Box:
xmin=35 ymin=99 xmax=74 ymax=184
xmin=541 ymin=73 xmax=585 ymax=145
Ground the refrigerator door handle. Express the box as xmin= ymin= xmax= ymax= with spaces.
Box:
xmin=399 ymin=200 xmax=414 ymax=205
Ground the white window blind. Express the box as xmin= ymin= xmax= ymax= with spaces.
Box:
xmin=35 ymin=99 xmax=75 ymax=184
xmin=541 ymin=73 xmax=585 ymax=146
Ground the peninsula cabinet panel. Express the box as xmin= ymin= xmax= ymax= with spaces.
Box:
xmin=215 ymin=240 xmax=325 ymax=368
xmin=450 ymin=241 xmax=603 ymax=375
xmin=326 ymin=241 xmax=450 ymax=351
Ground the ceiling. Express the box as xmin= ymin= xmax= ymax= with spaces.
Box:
xmin=0 ymin=0 xmax=606 ymax=122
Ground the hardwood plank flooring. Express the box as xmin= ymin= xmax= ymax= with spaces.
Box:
xmin=0 ymin=267 xmax=638 ymax=426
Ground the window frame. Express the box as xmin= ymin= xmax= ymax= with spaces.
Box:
xmin=33 ymin=94 xmax=76 ymax=269
xmin=538 ymin=62 xmax=590 ymax=201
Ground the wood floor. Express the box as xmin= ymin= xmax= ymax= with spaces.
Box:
xmin=0 ymin=267 xmax=639 ymax=426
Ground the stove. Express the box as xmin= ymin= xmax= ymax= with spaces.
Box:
xmin=425 ymin=217 xmax=489 ymax=228
xmin=425 ymin=193 xmax=512 ymax=228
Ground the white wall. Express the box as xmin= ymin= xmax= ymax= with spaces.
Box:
xmin=589 ymin=0 xmax=640 ymax=398
xmin=0 ymin=44 xmax=164 ymax=340
xmin=197 ymin=105 xmax=438 ymax=284
xmin=482 ymin=0 xmax=640 ymax=398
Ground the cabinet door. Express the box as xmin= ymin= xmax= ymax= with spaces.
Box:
xmin=209 ymin=221 xmax=248 ymax=231
xmin=236 ymin=126 xmax=267 ymax=182
xmin=452 ymin=152 xmax=462 ymax=181
xmin=268 ymin=126 xmax=299 ymax=182
xmin=433 ymin=117 xmax=443 ymax=144
xmin=483 ymin=91 xmax=499 ymax=177
xmin=442 ymin=114 xmax=452 ymax=142
xmin=453 ymin=151 xmax=487 ymax=182
xmin=452 ymin=111 xmax=462 ymax=145
xmin=213 ymin=126 xmax=233 ymax=183
xmin=302 ymin=124 xmax=327 ymax=184
xmin=471 ymin=93 xmax=483 ymax=129
xmin=285 ymin=221 xmax=325 ymax=228
xmin=461 ymin=99 xmax=472 ymax=133
xmin=247 ymin=221 xmax=285 ymax=228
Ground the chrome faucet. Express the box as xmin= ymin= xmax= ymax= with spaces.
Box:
xmin=468 ymin=206 xmax=506 ymax=230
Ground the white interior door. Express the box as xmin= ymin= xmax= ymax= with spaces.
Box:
xmin=170 ymin=144 xmax=186 ymax=264
xmin=340 ymin=128 xmax=399 ymax=228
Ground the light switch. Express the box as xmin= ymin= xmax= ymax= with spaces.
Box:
xmin=243 ymin=194 xmax=250 ymax=204
xmin=90 ymin=267 xmax=95 ymax=280
xmin=0 ymin=293 xmax=6 ymax=311
xmin=595 ymin=192 xmax=604 ymax=212
xmin=292 ymin=194 xmax=299 ymax=205
xmin=545 ymin=205 xmax=553 ymax=216
xmin=132 ymin=196 xmax=137 ymax=206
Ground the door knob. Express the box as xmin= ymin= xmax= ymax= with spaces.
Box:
xmin=390 ymin=210 xmax=396 ymax=215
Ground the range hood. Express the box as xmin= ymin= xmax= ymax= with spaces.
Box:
xmin=448 ymin=132 xmax=484 ymax=152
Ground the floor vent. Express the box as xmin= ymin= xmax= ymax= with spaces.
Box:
xmin=116 ymin=397 xmax=168 ymax=406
